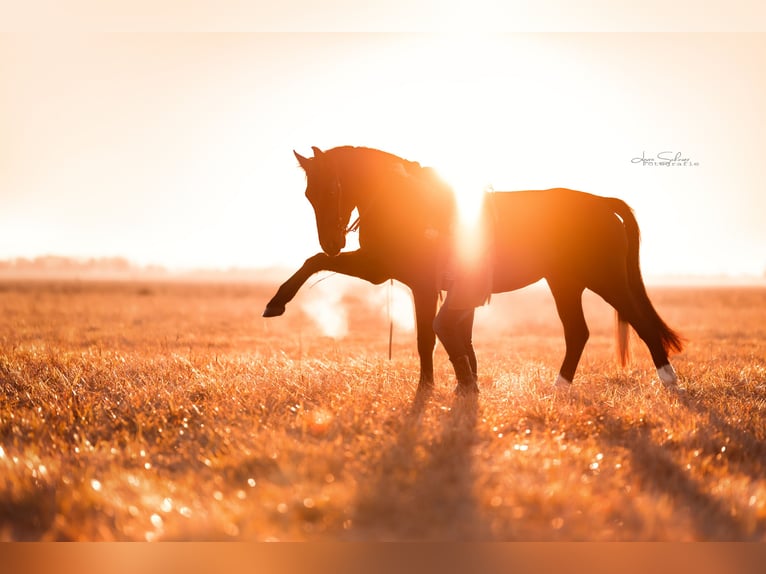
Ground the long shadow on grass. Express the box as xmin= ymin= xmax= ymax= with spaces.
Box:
xmin=576 ymin=390 xmax=758 ymax=540
xmin=606 ymin=418 xmax=746 ymax=539
xmin=350 ymin=393 xmax=490 ymax=540
xmin=676 ymin=389 xmax=766 ymax=487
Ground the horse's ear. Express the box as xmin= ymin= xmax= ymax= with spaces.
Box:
xmin=311 ymin=146 xmax=324 ymax=157
xmin=294 ymin=150 xmax=310 ymax=170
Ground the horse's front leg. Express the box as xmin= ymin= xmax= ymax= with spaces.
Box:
xmin=412 ymin=287 xmax=438 ymax=392
xmin=263 ymin=250 xmax=388 ymax=317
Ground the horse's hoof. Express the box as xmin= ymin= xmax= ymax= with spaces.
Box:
xmin=413 ymin=384 xmax=433 ymax=407
xmin=262 ymin=305 xmax=286 ymax=317
xmin=453 ymin=382 xmax=479 ymax=396
xmin=553 ymin=374 xmax=572 ymax=390
xmin=657 ymin=364 xmax=678 ymax=388
xmin=416 ymin=381 xmax=434 ymax=394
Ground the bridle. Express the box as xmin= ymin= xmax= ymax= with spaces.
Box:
xmin=330 ymin=173 xmax=360 ymax=236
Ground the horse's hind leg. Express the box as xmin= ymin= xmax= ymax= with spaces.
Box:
xmin=547 ymin=278 xmax=589 ymax=387
xmin=589 ymin=278 xmax=676 ymax=386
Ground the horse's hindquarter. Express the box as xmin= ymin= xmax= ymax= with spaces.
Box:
xmin=490 ymin=189 xmax=628 ymax=291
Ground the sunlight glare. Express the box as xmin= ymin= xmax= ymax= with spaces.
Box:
xmin=436 ymin=165 xmax=488 ymax=227
xmin=435 ymin=162 xmax=494 ymax=271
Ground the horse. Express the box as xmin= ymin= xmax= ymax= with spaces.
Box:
xmin=263 ymin=146 xmax=684 ymax=393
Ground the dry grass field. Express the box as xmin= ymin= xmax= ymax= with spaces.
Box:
xmin=1 ymin=277 xmax=765 ymax=541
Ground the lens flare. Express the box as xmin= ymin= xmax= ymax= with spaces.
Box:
xmin=436 ymin=166 xmax=488 ymax=227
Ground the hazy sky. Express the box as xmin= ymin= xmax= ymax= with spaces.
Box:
xmin=2 ymin=32 xmax=765 ymax=276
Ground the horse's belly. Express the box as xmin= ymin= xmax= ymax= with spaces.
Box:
xmin=491 ymin=242 xmax=546 ymax=292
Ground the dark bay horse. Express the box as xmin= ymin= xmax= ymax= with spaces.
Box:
xmin=263 ymin=146 xmax=683 ymax=392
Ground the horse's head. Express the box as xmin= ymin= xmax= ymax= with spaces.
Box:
xmin=294 ymin=146 xmax=354 ymax=256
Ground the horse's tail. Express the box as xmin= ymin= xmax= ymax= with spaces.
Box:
xmin=610 ymin=199 xmax=685 ymax=365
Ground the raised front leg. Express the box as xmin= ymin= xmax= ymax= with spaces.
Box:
xmin=412 ymin=287 xmax=439 ymax=392
xmin=263 ymin=250 xmax=388 ymax=317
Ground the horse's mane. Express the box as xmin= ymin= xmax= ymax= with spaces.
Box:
xmin=323 ymin=146 xmax=457 ymax=236
xmin=326 ymin=146 xmax=451 ymax=195
xmin=327 ymin=145 xmax=420 ymax=172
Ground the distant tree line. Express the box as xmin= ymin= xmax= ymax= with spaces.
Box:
xmin=0 ymin=256 xmax=166 ymax=275
xmin=0 ymin=256 xmax=287 ymax=283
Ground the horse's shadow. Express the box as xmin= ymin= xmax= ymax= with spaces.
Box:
xmin=587 ymin=386 xmax=765 ymax=540
xmin=677 ymin=388 xmax=766 ymax=486
xmin=349 ymin=391 xmax=490 ymax=540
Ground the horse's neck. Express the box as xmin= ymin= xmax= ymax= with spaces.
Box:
xmin=340 ymin=164 xmax=388 ymax=213
xmin=344 ymin=165 xmax=455 ymax=237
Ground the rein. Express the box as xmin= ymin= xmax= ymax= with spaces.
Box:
xmin=345 ymin=213 xmax=361 ymax=234
xmin=334 ymin=173 xmax=362 ymax=235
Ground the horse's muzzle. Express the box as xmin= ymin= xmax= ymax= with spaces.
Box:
xmin=320 ymin=237 xmax=344 ymax=257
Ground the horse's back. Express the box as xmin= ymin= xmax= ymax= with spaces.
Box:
xmin=489 ymin=188 xmax=630 ymax=290
xmin=491 ymin=187 xmax=611 ymax=216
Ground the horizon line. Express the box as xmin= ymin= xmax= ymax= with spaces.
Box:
xmin=1 ymin=255 xmax=764 ymax=287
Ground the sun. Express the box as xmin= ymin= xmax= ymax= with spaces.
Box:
xmin=434 ymin=163 xmax=490 ymax=226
